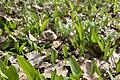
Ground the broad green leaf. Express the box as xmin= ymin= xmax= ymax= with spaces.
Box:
xmin=91 ymin=34 xmax=97 ymax=43
xmin=103 ymin=14 xmax=108 ymax=26
xmin=0 ymin=60 xmax=8 ymax=79
xmin=69 ymin=2 xmax=74 ymax=11
xmin=33 ymin=72 xmax=46 ymax=80
xmin=19 ymin=42 xmax=27 ymax=54
xmin=51 ymin=69 xmax=57 ymax=80
xmin=0 ymin=68 xmax=8 ymax=79
xmin=113 ymin=0 xmax=118 ymax=12
xmin=70 ymin=74 xmax=79 ymax=80
xmin=14 ymin=42 xmax=19 ymax=53
xmin=104 ymin=36 xmax=111 ymax=60
xmin=57 ymin=75 xmax=64 ymax=80
xmin=9 ymin=21 xmax=16 ymax=30
xmin=51 ymin=48 xmax=58 ymax=64
xmin=4 ymin=24 xmax=10 ymax=33
xmin=7 ymin=65 xmax=19 ymax=80
xmin=90 ymin=22 xmax=98 ymax=43
xmin=40 ymin=18 xmax=50 ymax=33
xmin=71 ymin=36 xmax=78 ymax=49
xmin=97 ymin=39 xmax=104 ymax=52
xmin=69 ymin=56 xmax=82 ymax=78
xmin=116 ymin=58 xmax=120 ymax=73
xmin=0 ymin=29 xmax=2 ymax=36
xmin=53 ymin=7 xmax=59 ymax=17
xmin=75 ymin=22 xmax=84 ymax=41
xmin=17 ymin=56 xmax=41 ymax=80
xmin=108 ymin=45 xmax=117 ymax=59
xmin=79 ymin=42 xmax=85 ymax=56
xmin=62 ymin=44 xmax=68 ymax=58
xmin=2 ymin=39 xmax=12 ymax=50
xmin=90 ymin=61 xmax=102 ymax=80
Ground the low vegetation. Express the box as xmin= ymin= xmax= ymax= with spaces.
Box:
xmin=0 ymin=0 xmax=120 ymax=80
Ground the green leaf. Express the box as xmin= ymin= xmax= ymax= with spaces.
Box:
xmin=69 ymin=2 xmax=74 ymax=11
xmin=70 ymin=74 xmax=79 ymax=80
xmin=19 ymin=42 xmax=27 ymax=54
xmin=51 ymin=69 xmax=57 ymax=80
xmin=0 ymin=29 xmax=2 ymax=36
xmin=108 ymin=45 xmax=117 ymax=59
xmin=17 ymin=56 xmax=41 ymax=80
xmin=9 ymin=21 xmax=16 ymax=30
xmin=40 ymin=18 xmax=50 ymax=33
xmin=79 ymin=42 xmax=85 ymax=56
xmin=57 ymin=75 xmax=64 ymax=80
xmin=75 ymin=18 xmax=84 ymax=41
xmin=33 ymin=42 xmax=38 ymax=51
xmin=116 ymin=58 xmax=120 ymax=73
xmin=51 ymin=48 xmax=58 ymax=64
xmin=2 ymin=39 xmax=12 ymax=50
xmin=7 ymin=65 xmax=19 ymax=80
xmin=97 ymin=38 xmax=104 ymax=52
xmin=90 ymin=61 xmax=102 ymax=80
xmin=104 ymin=36 xmax=111 ymax=60
xmin=0 ymin=60 xmax=8 ymax=79
xmin=33 ymin=72 xmax=46 ymax=80
xmin=71 ymin=35 xmax=78 ymax=49
xmin=90 ymin=22 xmax=98 ymax=43
xmin=14 ymin=42 xmax=19 ymax=53
xmin=4 ymin=24 xmax=10 ymax=33
xmin=62 ymin=44 xmax=68 ymax=58
xmin=0 ymin=68 xmax=8 ymax=79
xmin=69 ymin=56 xmax=82 ymax=78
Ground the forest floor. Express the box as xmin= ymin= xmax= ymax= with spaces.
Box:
xmin=0 ymin=0 xmax=120 ymax=80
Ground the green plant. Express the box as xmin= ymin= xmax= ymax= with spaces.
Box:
xmin=90 ymin=60 xmax=102 ymax=80
xmin=0 ymin=60 xmax=19 ymax=80
xmin=68 ymin=56 xmax=82 ymax=79
xmin=17 ymin=55 xmax=46 ymax=80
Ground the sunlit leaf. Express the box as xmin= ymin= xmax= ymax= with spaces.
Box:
xmin=0 ymin=60 xmax=8 ymax=79
xmin=75 ymin=22 xmax=84 ymax=41
xmin=70 ymin=74 xmax=79 ymax=80
xmin=19 ymin=42 xmax=27 ymax=54
xmin=40 ymin=18 xmax=50 ymax=33
xmin=97 ymin=39 xmax=104 ymax=52
xmin=17 ymin=56 xmax=41 ymax=80
xmin=57 ymin=75 xmax=64 ymax=80
xmin=9 ymin=21 xmax=16 ymax=30
xmin=51 ymin=48 xmax=58 ymax=64
xmin=62 ymin=44 xmax=68 ymax=58
xmin=51 ymin=69 xmax=57 ymax=80
xmin=69 ymin=2 xmax=74 ymax=11
xmin=104 ymin=36 xmax=111 ymax=60
xmin=116 ymin=58 xmax=120 ymax=73
xmin=2 ymin=39 xmax=12 ymax=50
xmin=69 ymin=56 xmax=82 ymax=78
xmin=7 ymin=65 xmax=19 ymax=80
xmin=90 ymin=61 xmax=103 ymax=80
xmin=4 ymin=24 xmax=10 ymax=33
xmin=108 ymin=45 xmax=117 ymax=59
